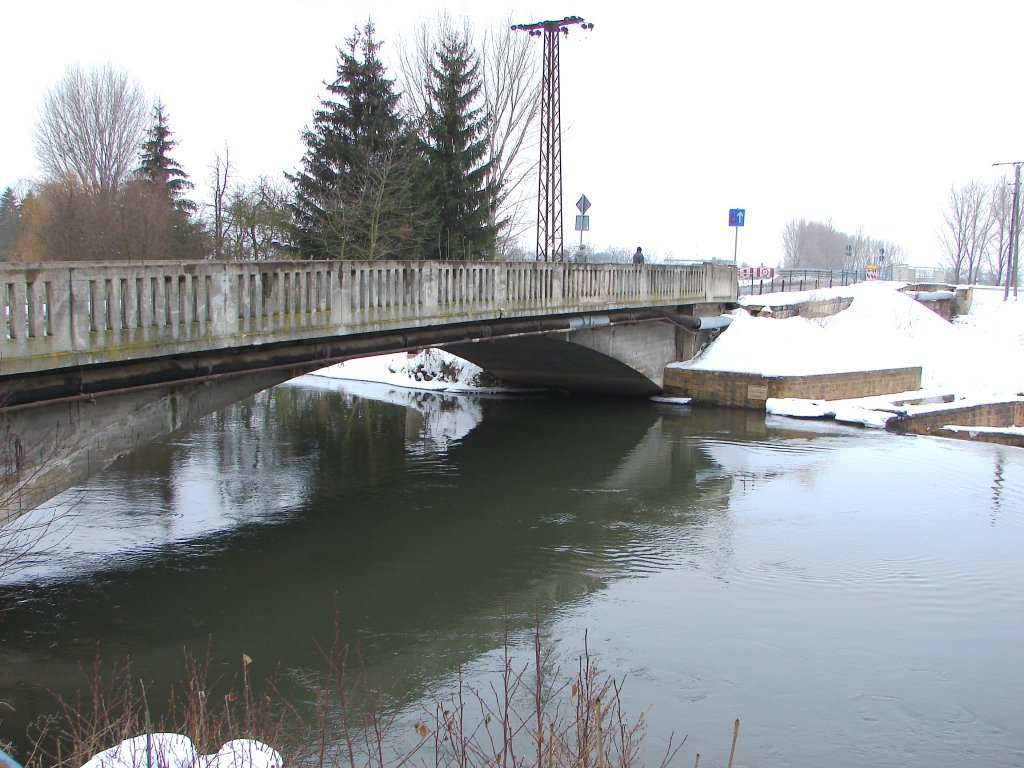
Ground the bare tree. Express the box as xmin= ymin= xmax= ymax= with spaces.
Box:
xmin=309 ymin=148 xmax=421 ymax=261
xmin=12 ymin=181 xmax=115 ymax=261
xmin=479 ymin=17 xmax=541 ymax=257
xmin=782 ymin=218 xmax=900 ymax=273
xmin=210 ymin=147 xmax=232 ymax=259
xmin=940 ymin=181 xmax=992 ymax=284
xmin=33 ymin=64 xmax=149 ymax=196
xmin=782 ymin=218 xmax=807 ymax=267
xmin=781 ymin=218 xmax=846 ymax=269
xmin=989 ymin=176 xmax=1014 ymax=285
xmin=11 ymin=178 xmax=202 ymax=262
xmin=224 ymin=175 xmax=293 ymax=260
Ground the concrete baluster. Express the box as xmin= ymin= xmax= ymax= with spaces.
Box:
xmin=270 ymin=269 xmax=281 ymax=326
xmin=551 ymin=263 xmax=563 ymax=307
xmin=420 ymin=263 xmax=435 ymax=318
xmin=45 ymin=271 xmax=71 ymax=349
xmin=9 ymin=279 xmax=27 ymax=341
xmin=166 ymin=274 xmax=181 ymax=336
xmin=257 ymin=271 xmax=269 ymax=324
xmin=295 ymin=269 xmax=306 ymax=324
xmin=27 ymin=275 xmax=45 ymax=339
xmin=338 ymin=266 xmax=353 ymax=326
xmin=152 ymin=274 xmax=168 ymax=331
xmin=69 ymin=269 xmax=93 ymax=350
xmin=122 ymin=276 xmax=138 ymax=331
xmin=138 ymin=276 xmax=151 ymax=331
xmin=327 ymin=268 xmax=341 ymax=329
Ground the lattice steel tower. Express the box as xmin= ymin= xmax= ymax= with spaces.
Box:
xmin=512 ymin=16 xmax=593 ymax=261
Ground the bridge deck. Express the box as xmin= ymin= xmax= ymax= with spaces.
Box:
xmin=1 ymin=260 xmax=736 ymax=379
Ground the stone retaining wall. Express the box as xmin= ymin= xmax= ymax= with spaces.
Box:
xmin=932 ymin=429 xmax=1024 ymax=448
xmin=888 ymin=401 xmax=1024 ymax=435
xmin=663 ymin=366 xmax=923 ymax=409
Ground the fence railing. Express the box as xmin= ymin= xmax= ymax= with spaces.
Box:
xmin=739 ymin=267 xmax=893 ymax=296
xmin=1 ymin=260 xmax=736 ymax=377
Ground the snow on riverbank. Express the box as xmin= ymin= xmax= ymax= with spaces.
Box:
xmin=704 ymin=282 xmax=1024 ymax=427
xmin=312 ymin=348 xmax=507 ymax=393
xmin=682 ymin=282 xmax=1024 ymax=396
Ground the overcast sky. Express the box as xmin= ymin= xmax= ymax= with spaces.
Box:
xmin=3 ymin=0 xmax=1023 ymax=266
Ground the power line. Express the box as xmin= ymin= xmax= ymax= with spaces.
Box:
xmin=512 ymin=16 xmax=593 ymax=262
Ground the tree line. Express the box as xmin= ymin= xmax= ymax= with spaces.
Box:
xmin=781 ymin=218 xmax=903 ymax=273
xmin=781 ymin=178 xmax=1023 ymax=288
xmin=939 ymin=178 xmax=1021 ymax=286
xmin=0 ymin=18 xmax=540 ymax=263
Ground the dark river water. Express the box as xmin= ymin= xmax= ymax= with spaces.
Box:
xmin=2 ymin=375 xmax=1022 ymax=767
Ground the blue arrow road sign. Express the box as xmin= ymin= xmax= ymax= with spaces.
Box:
xmin=729 ymin=208 xmax=745 ymax=227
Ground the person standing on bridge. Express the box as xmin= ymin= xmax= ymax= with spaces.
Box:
xmin=633 ymin=247 xmax=644 ymax=264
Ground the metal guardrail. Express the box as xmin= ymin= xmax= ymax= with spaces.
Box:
xmin=739 ymin=268 xmax=891 ymax=296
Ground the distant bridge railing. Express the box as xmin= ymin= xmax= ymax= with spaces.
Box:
xmin=1 ymin=260 xmax=736 ymax=377
xmin=739 ymin=267 xmax=887 ymax=296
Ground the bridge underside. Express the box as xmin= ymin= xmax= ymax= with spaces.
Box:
xmin=2 ymin=305 xmax=726 ymax=520
xmin=444 ymin=320 xmax=686 ymax=397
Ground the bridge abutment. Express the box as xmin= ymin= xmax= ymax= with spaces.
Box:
xmin=1 ymin=368 xmax=301 ymax=524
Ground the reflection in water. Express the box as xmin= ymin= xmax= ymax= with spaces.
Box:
xmin=1 ymin=378 xmax=1022 ymax=768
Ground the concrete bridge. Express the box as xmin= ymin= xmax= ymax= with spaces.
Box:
xmin=1 ymin=259 xmax=736 ymax=518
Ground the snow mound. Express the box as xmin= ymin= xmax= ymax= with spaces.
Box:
xmin=681 ymin=283 xmax=951 ymax=376
xmin=313 ymin=349 xmax=500 ymax=392
xmin=80 ymin=735 xmax=282 ymax=768
xmin=679 ymin=283 xmax=1024 ymax=398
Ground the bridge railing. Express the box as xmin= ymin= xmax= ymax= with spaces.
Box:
xmin=1 ymin=260 xmax=735 ymax=377
xmin=738 ymin=267 xmax=884 ymax=296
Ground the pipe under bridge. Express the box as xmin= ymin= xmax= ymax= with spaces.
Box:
xmin=1 ymin=259 xmax=736 ymax=519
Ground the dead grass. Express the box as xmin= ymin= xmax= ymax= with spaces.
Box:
xmin=14 ymin=613 xmax=736 ymax=768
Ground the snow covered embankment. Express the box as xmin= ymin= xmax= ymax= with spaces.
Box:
xmin=678 ymin=283 xmax=1024 ymax=429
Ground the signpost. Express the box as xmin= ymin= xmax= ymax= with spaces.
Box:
xmin=575 ymin=195 xmax=591 ymax=255
xmin=728 ymin=208 xmax=745 ymax=269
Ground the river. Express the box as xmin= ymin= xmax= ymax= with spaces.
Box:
xmin=2 ymin=375 xmax=1022 ymax=767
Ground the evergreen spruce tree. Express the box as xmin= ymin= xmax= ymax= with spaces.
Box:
xmin=137 ymin=101 xmax=196 ymax=214
xmin=417 ymin=29 xmax=496 ymax=260
xmin=0 ymin=186 xmax=20 ymax=260
xmin=288 ymin=21 xmax=418 ymax=260
xmin=128 ymin=103 xmax=207 ymax=259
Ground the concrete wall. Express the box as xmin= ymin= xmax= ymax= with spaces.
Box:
xmin=663 ymin=366 xmax=923 ymax=409
xmin=889 ymin=400 xmax=1024 ymax=435
xmin=900 ymin=285 xmax=973 ymax=320
xmin=743 ymin=297 xmax=854 ymax=320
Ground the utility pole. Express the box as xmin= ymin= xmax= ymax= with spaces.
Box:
xmin=512 ymin=16 xmax=593 ymax=262
xmin=993 ymin=161 xmax=1022 ymax=300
